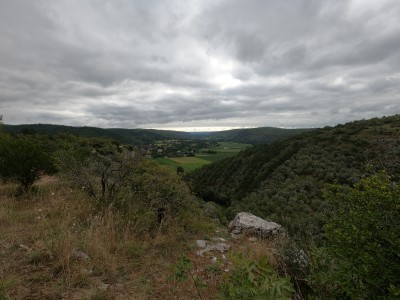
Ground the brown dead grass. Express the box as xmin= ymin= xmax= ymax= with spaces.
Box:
xmin=1 ymin=177 xmax=286 ymax=299
xmin=0 ymin=176 xmax=240 ymax=299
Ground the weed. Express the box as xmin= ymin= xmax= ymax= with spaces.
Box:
xmin=28 ymin=250 xmax=42 ymax=264
xmin=0 ymin=276 xmax=19 ymax=299
xmin=174 ymin=254 xmax=193 ymax=281
xmin=221 ymin=254 xmax=294 ymax=299
xmin=206 ymin=263 xmax=222 ymax=275
xmin=90 ymin=290 xmax=110 ymax=300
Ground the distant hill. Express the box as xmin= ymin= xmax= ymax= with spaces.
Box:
xmin=188 ymin=115 xmax=400 ymax=236
xmin=3 ymin=124 xmax=193 ymax=144
xmin=3 ymin=124 xmax=310 ymax=145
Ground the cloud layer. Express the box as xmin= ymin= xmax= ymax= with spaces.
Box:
xmin=1 ymin=0 xmax=399 ymax=130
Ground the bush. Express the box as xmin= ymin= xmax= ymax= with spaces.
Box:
xmin=221 ymin=254 xmax=294 ymax=299
xmin=310 ymin=172 xmax=400 ymax=298
xmin=55 ymin=146 xmax=137 ymax=201
xmin=116 ymin=160 xmax=194 ymax=225
xmin=0 ymin=134 xmax=53 ymax=191
xmin=56 ymin=145 xmax=201 ymax=234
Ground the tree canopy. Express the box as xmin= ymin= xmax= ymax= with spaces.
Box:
xmin=317 ymin=172 xmax=400 ymax=298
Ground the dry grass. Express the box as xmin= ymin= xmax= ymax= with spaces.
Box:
xmin=1 ymin=176 xmax=289 ymax=299
xmin=0 ymin=176 xmax=235 ymax=299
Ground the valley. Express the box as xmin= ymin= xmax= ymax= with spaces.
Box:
xmin=1 ymin=115 xmax=399 ymax=299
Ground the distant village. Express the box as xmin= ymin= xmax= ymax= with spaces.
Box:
xmin=141 ymin=139 xmax=218 ymax=158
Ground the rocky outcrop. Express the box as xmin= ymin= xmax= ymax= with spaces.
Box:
xmin=196 ymin=240 xmax=230 ymax=257
xmin=228 ymin=212 xmax=284 ymax=238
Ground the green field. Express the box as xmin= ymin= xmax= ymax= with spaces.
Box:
xmin=154 ymin=157 xmax=180 ymax=168
xmin=155 ymin=157 xmax=211 ymax=172
xmin=216 ymin=142 xmax=250 ymax=151
xmin=197 ymin=142 xmax=251 ymax=162
xmin=155 ymin=142 xmax=251 ymax=172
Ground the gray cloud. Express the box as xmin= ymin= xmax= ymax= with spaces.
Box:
xmin=0 ymin=0 xmax=399 ymax=130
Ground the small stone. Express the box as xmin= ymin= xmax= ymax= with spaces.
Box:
xmin=211 ymin=257 xmax=217 ymax=263
xmin=196 ymin=240 xmax=208 ymax=248
xmin=214 ymin=243 xmax=230 ymax=253
xmin=80 ymin=268 xmax=93 ymax=276
xmin=196 ymin=242 xmax=230 ymax=257
xmin=20 ymin=244 xmax=31 ymax=251
xmin=98 ymin=282 xmax=110 ymax=291
xmin=73 ymin=250 xmax=90 ymax=261
xmin=248 ymin=237 xmax=257 ymax=242
xmin=212 ymin=237 xmax=227 ymax=242
xmin=113 ymin=283 xmax=123 ymax=290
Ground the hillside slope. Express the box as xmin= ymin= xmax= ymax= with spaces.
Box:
xmin=203 ymin=127 xmax=312 ymax=144
xmin=4 ymin=124 xmax=310 ymax=145
xmin=188 ymin=115 xmax=400 ymax=236
xmin=3 ymin=124 xmax=192 ymax=144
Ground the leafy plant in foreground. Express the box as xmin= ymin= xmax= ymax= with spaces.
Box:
xmin=221 ymin=254 xmax=294 ymax=299
xmin=174 ymin=254 xmax=193 ymax=282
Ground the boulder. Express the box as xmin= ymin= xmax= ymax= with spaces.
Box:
xmin=228 ymin=212 xmax=284 ymax=238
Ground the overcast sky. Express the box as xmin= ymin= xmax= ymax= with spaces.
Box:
xmin=1 ymin=0 xmax=399 ymax=131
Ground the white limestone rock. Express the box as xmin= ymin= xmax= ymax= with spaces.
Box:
xmin=228 ymin=212 xmax=284 ymax=238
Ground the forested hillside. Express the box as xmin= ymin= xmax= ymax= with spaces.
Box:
xmin=4 ymin=124 xmax=310 ymax=145
xmin=188 ymin=115 xmax=400 ymax=236
xmin=3 ymin=124 xmax=192 ymax=144
xmin=203 ymin=127 xmax=312 ymax=144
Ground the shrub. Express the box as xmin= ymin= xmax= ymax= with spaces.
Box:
xmin=55 ymin=147 xmax=137 ymax=202
xmin=56 ymin=146 xmax=202 ymax=234
xmin=221 ymin=254 xmax=294 ymax=299
xmin=116 ymin=160 xmax=194 ymax=225
xmin=0 ymin=134 xmax=53 ymax=191
xmin=310 ymin=172 xmax=400 ymax=298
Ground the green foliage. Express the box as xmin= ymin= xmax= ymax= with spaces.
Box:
xmin=176 ymin=165 xmax=185 ymax=174
xmin=310 ymin=172 xmax=400 ymax=298
xmin=201 ymin=201 xmax=228 ymax=225
xmin=0 ymin=133 xmax=54 ymax=191
xmin=221 ymin=254 xmax=294 ymax=299
xmin=173 ymin=255 xmax=193 ymax=282
xmin=0 ymin=275 xmax=19 ymax=300
xmin=189 ymin=115 xmax=400 ymax=237
xmin=205 ymin=127 xmax=312 ymax=145
xmin=55 ymin=144 xmax=137 ymax=201
xmin=156 ymin=156 xmax=210 ymax=172
xmin=206 ymin=263 xmax=222 ymax=275
xmin=4 ymin=124 xmax=192 ymax=144
xmin=118 ymin=160 xmax=195 ymax=224
xmin=56 ymin=140 xmax=202 ymax=234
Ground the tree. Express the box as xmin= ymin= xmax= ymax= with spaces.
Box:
xmin=177 ymin=166 xmax=185 ymax=174
xmin=56 ymin=144 xmax=194 ymax=229
xmin=0 ymin=134 xmax=53 ymax=191
xmin=313 ymin=172 xmax=400 ymax=298
xmin=55 ymin=146 xmax=137 ymax=202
